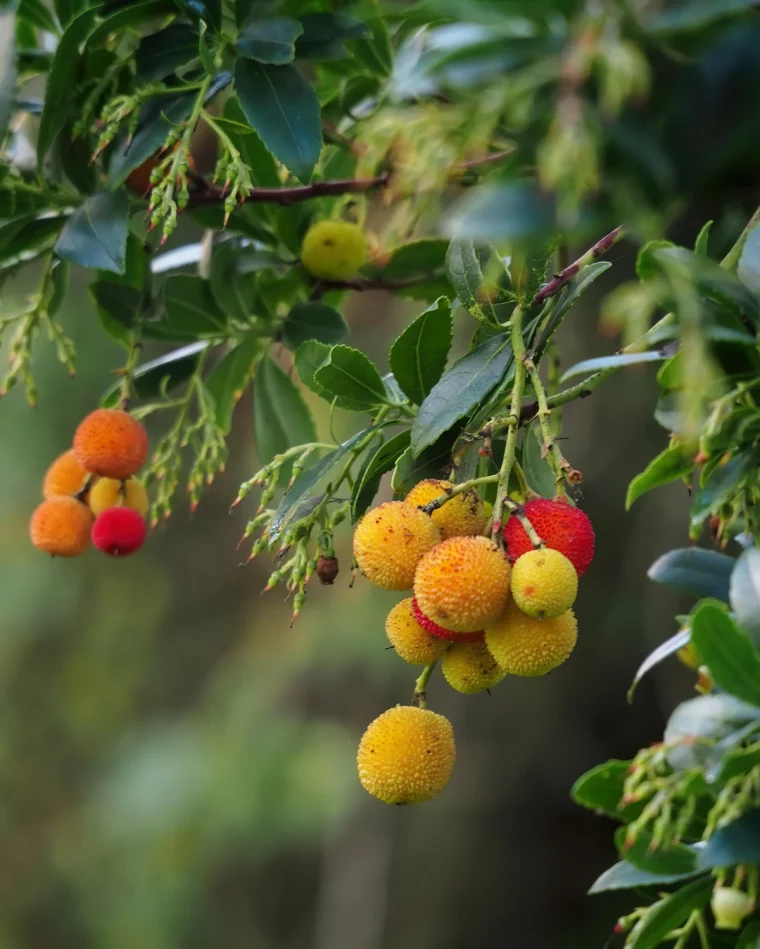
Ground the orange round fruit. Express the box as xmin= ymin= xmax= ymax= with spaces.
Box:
xmin=385 ymin=598 xmax=448 ymax=665
xmin=42 ymin=449 xmax=90 ymax=499
xmin=73 ymin=409 xmax=149 ymax=480
xmin=29 ymin=496 xmax=92 ymax=557
xmin=353 ymin=500 xmax=441 ymax=590
xmin=405 ymin=479 xmax=487 ymax=539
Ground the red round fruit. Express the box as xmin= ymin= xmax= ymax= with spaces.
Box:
xmin=411 ymin=598 xmax=484 ymax=643
xmin=504 ymin=498 xmax=594 ymax=576
xmin=92 ymin=507 xmax=147 ymax=557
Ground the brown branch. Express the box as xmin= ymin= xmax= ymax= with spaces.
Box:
xmin=454 ymin=148 xmax=514 ymax=174
xmin=187 ymin=171 xmax=390 ymax=208
xmin=309 ymin=274 xmax=431 ymax=298
xmin=531 ymin=225 xmax=624 ymax=307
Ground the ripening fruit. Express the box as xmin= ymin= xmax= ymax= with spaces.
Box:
xmin=357 ymin=706 xmax=455 ymax=805
xmin=353 ymin=501 xmax=440 ymax=590
xmin=92 ymin=507 xmax=147 ymax=557
xmin=677 ymin=641 xmax=700 ymax=671
xmin=405 ymin=479 xmax=487 ymax=539
xmin=301 ymin=220 xmax=367 ymax=282
xmin=442 ymin=640 xmax=506 ymax=694
xmin=30 ymin=496 xmax=92 ymax=557
xmin=385 ymin=599 xmax=448 ymax=665
xmin=73 ymin=409 xmax=149 ymax=480
xmin=411 ymin=598 xmax=484 ymax=643
xmin=88 ymin=477 xmax=149 ymax=518
xmin=711 ymin=887 xmax=753 ymax=930
xmin=486 ymin=599 xmax=577 ymax=676
xmin=413 ymin=535 xmax=511 ymax=633
xmin=504 ymin=498 xmax=594 ymax=576
xmin=42 ymin=449 xmax=90 ymax=499
xmin=510 ymin=548 xmax=578 ymax=619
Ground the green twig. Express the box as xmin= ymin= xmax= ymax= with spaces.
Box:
xmin=525 ymin=358 xmax=568 ymax=495
xmin=413 ymin=660 xmax=439 ymax=709
xmin=492 ymin=307 xmax=526 ymax=540
xmin=421 ymin=474 xmax=500 ymax=515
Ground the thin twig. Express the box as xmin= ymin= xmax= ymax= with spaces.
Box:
xmin=531 ymin=225 xmax=624 ymax=307
xmin=308 ymin=273 xmax=435 ymax=297
xmin=188 ymin=172 xmax=390 ymax=208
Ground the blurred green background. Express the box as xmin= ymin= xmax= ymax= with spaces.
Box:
xmin=0 ymin=207 xmax=749 ymax=949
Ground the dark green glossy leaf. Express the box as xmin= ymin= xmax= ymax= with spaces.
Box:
xmin=637 ymin=240 xmax=675 ymax=281
xmin=208 ymin=239 xmax=258 ymax=323
xmin=648 ymin=547 xmax=734 ymax=601
xmin=294 ymin=13 xmax=368 ymax=61
xmin=625 ymin=444 xmax=692 ymax=510
xmin=90 ymin=282 xmax=142 ymax=342
xmin=533 ymin=262 xmax=612 ymax=363
xmin=571 ymin=760 xmax=635 ymax=821
xmin=446 ymin=236 xmax=510 ymax=326
xmin=562 ymin=351 xmax=668 ymax=384
xmin=645 ymin=0 xmax=760 ymax=35
xmin=700 ymin=809 xmax=760 ymax=868
xmin=717 ymin=743 xmax=760 ymax=785
xmin=53 ymin=0 xmax=93 ymax=28
xmin=389 ymin=297 xmax=452 ymax=406
xmin=19 ymin=0 xmax=58 ymax=32
xmin=236 ymin=17 xmax=302 ymax=64
xmin=0 ymin=212 xmax=67 ymax=271
xmin=223 ymin=96 xmax=280 ymax=187
xmin=446 ymin=182 xmax=557 ymax=244
xmin=378 ymin=239 xmax=450 ymax=280
xmin=627 ymin=628 xmax=691 ymax=704
xmin=730 ymin=547 xmax=760 ymax=647
xmin=205 ymin=333 xmax=262 ymax=432
xmin=0 ymin=2 xmax=16 ymax=147
xmin=350 ymin=430 xmax=411 ymax=522
xmin=391 ymin=428 xmax=459 ymax=494
xmin=55 ymin=190 xmax=128 ymax=274
xmin=351 ymin=13 xmax=392 ymax=75
xmin=523 ymin=424 xmax=556 ymax=498
xmin=665 ymin=693 xmax=760 ymax=772
xmin=412 ymin=332 xmax=511 ymax=456
xmin=695 ymin=220 xmax=713 ymax=257
xmin=85 ymin=1 xmax=176 ymax=48
xmin=313 ymin=344 xmax=388 ymax=411
xmin=155 ymin=275 xmax=227 ymax=340
xmin=738 ymin=220 xmax=760 ymax=294
xmin=234 ymin=59 xmax=322 ymax=183
xmin=691 ymin=602 xmax=760 ymax=706
xmin=175 ymin=0 xmax=221 ymax=31
xmin=691 ymin=454 xmax=755 ymax=533
xmin=295 ymin=338 xmax=330 ymax=394
xmin=136 ymin=23 xmax=199 ymax=81
xmin=737 ymin=920 xmax=760 ymax=949
xmin=590 ymin=859 xmax=704 ymax=894
xmin=101 ymin=342 xmax=207 ymax=407
xmin=198 ymin=21 xmax=215 ymax=76
xmin=253 ymin=354 xmax=316 ymax=466
xmin=281 ymin=301 xmax=348 ymax=350
xmin=614 ymin=826 xmax=699 ymax=877
xmin=628 ymin=877 xmax=712 ymax=949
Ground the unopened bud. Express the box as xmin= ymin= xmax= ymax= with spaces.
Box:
xmin=711 ymin=887 xmax=753 ymax=930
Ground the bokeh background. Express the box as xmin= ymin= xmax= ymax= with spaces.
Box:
xmin=2 ymin=196 xmax=753 ymax=949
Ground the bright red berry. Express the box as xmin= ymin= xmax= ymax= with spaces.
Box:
xmin=411 ymin=598 xmax=484 ymax=643
xmin=504 ymin=498 xmax=595 ymax=576
xmin=92 ymin=506 xmax=147 ymax=557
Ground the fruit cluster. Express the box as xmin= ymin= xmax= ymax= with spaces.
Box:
xmin=30 ymin=409 xmax=150 ymax=559
xmin=353 ymin=484 xmax=594 ymax=805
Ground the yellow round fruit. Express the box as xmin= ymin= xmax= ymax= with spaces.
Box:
xmin=510 ymin=547 xmax=578 ymax=619
xmin=405 ymin=479 xmax=487 ymax=540
xmin=353 ymin=501 xmax=440 ymax=591
xmin=301 ymin=220 xmax=367 ymax=282
xmin=357 ymin=705 xmax=455 ymax=805
xmin=441 ymin=640 xmax=506 ymax=694
xmin=88 ymin=477 xmax=149 ymax=518
xmin=385 ymin=598 xmax=448 ymax=665
xmin=42 ymin=449 xmax=90 ymax=499
xmin=486 ymin=599 xmax=577 ymax=676
xmin=413 ymin=535 xmax=511 ymax=633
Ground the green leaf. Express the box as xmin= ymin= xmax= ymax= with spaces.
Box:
xmin=738 ymin=920 xmax=760 ymax=949
xmin=313 ymin=344 xmax=388 ymax=411
xmin=562 ymin=350 xmax=668 ymax=384
xmin=628 ymin=877 xmax=712 ymax=949
xmin=695 ymin=220 xmax=713 ymax=257
xmin=522 ymin=424 xmax=556 ymax=498
xmin=234 ymin=60 xmax=322 ymax=183
xmin=37 ymin=7 xmax=99 ymax=167
xmin=208 ymin=239 xmax=258 ymax=323
xmin=637 ymin=240 xmax=675 ymax=281
xmin=625 ymin=444 xmax=692 ymax=510
xmin=107 ymin=93 xmax=194 ymax=188
xmin=389 ymin=297 xmax=452 ymax=406
xmin=253 ymin=354 xmax=316 ymax=466
xmin=294 ymin=13 xmax=368 ymax=61
xmin=136 ymin=23 xmax=199 ymax=82
xmin=0 ymin=211 xmax=67 ymax=271
xmin=156 ymin=275 xmax=227 ymax=340
xmin=295 ymin=339 xmax=330 ymax=393
xmin=236 ymin=18 xmax=302 ymax=64
xmin=205 ymin=333 xmax=262 ymax=432
xmin=446 ymin=236 xmax=510 ymax=326
xmin=392 ymin=428 xmax=459 ymax=494
xmin=85 ymin=0 xmax=177 ymax=49
xmin=717 ymin=744 xmax=760 ymax=785
xmin=54 ymin=190 xmax=128 ymax=274
xmin=378 ymin=239 xmax=450 ymax=280
xmin=412 ymin=332 xmax=511 ymax=456
xmin=665 ymin=693 xmax=760 ymax=773
xmin=350 ymin=430 xmax=411 ymax=522
xmin=627 ymin=628 xmax=691 ymax=704
xmin=644 ymin=0 xmax=760 ymax=35
xmin=198 ymin=20 xmax=216 ymax=76
xmin=446 ymin=182 xmax=557 ymax=244
xmin=571 ymin=760 xmax=634 ymax=821
xmin=101 ymin=342 xmax=207 ymax=407
xmin=223 ymin=97 xmax=280 ymax=187
xmin=730 ymin=548 xmax=760 ymax=647
xmin=0 ymin=2 xmax=16 ymax=148
xmin=691 ymin=602 xmax=760 ymax=707
xmin=699 ymin=809 xmax=760 ymax=867
xmin=18 ymin=0 xmax=59 ymax=33
xmin=90 ymin=282 xmax=141 ymax=343
xmin=648 ymin=547 xmax=734 ymax=601
xmin=532 ymin=262 xmax=612 ymax=363
xmin=281 ymin=301 xmax=348 ymax=350
xmin=615 ymin=826 xmax=699 ymax=877
xmin=738 ymin=220 xmax=760 ymax=294
xmin=590 ymin=860 xmax=704 ymax=894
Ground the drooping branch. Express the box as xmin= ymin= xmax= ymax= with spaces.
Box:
xmin=308 ymin=274 xmax=435 ymax=298
xmin=188 ymin=172 xmax=391 ymax=208
xmin=531 ymin=224 xmax=624 ymax=307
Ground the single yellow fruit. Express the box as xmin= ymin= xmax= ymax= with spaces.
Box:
xmin=88 ymin=477 xmax=149 ymax=518
xmin=301 ymin=220 xmax=367 ymax=282
xmin=510 ymin=547 xmax=578 ymax=618
xmin=413 ymin=535 xmax=511 ymax=633
xmin=357 ymin=705 xmax=455 ymax=805
xmin=385 ymin=598 xmax=448 ymax=665
xmin=486 ymin=599 xmax=577 ymax=676
xmin=353 ymin=501 xmax=440 ymax=590
xmin=442 ymin=640 xmax=506 ymax=694
xmin=711 ymin=887 xmax=753 ymax=930
xmin=405 ymin=479 xmax=487 ymax=539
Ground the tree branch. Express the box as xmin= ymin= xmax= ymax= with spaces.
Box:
xmin=531 ymin=224 xmax=624 ymax=307
xmin=188 ymin=172 xmax=390 ymax=208
xmin=308 ymin=273 xmax=434 ymax=297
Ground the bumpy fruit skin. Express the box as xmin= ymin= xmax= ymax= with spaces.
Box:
xmin=411 ymin=598 xmax=484 ymax=643
xmin=413 ymin=535 xmax=511 ymax=633
xmin=357 ymin=706 xmax=455 ymax=805
xmin=405 ymin=479 xmax=487 ymax=540
xmin=42 ymin=449 xmax=89 ymax=499
xmin=486 ymin=599 xmax=577 ymax=676
xmin=30 ymin=496 xmax=92 ymax=557
xmin=711 ymin=887 xmax=753 ymax=930
xmin=353 ymin=501 xmax=440 ymax=590
xmin=510 ymin=548 xmax=578 ymax=619
xmin=74 ymin=409 xmax=149 ymax=480
xmin=385 ymin=599 xmax=448 ymax=665
xmin=92 ymin=507 xmax=147 ymax=557
xmin=442 ymin=641 xmax=506 ymax=694
xmin=504 ymin=498 xmax=594 ymax=576
xmin=301 ymin=220 xmax=367 ymax=281
xmin=88 ymin=477 xmax=149 ymax=518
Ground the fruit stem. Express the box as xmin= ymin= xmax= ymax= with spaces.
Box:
xmin=503 ymin=497 xmax=544 ymax=549
xmin=524 ymin=357 xmax=567 ymax=496
xmin=412 ymin=660 xmax=438 ymax=709
xmin=421 ymin=474 xmax=499 ymax=515
xmin=492 ymin=306 xmax=526 ymax=541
